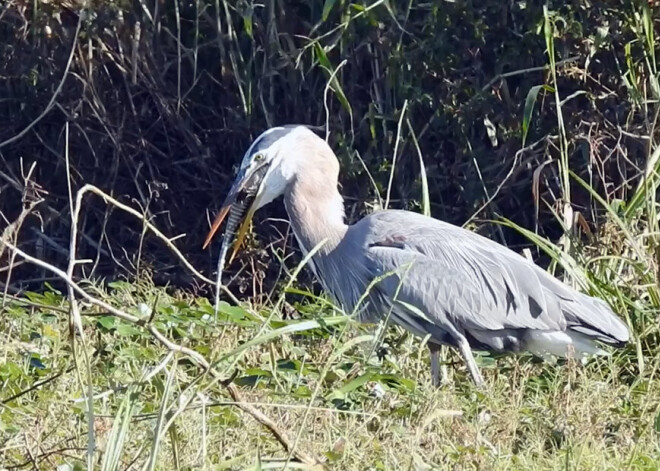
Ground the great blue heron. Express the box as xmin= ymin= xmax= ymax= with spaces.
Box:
xmin=203 ymin=125 xmax=630 ymax=387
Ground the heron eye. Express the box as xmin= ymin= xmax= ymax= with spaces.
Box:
xmin=254 ymin=153 xmax=265 ymax=162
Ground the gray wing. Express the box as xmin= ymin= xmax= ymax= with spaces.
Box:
xmin=355 ymin=210 xmax=628 ymax=348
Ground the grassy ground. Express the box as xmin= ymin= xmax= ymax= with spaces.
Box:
xmin=0 ymin=235 xmax=658 ymax=471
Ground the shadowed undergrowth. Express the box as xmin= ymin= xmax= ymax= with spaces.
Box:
xmin=1 ymin=1 xmax=659 ymax=295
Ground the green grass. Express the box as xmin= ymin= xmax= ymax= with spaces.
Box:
xmin=1 ymin=222 xmax=659 ymax=471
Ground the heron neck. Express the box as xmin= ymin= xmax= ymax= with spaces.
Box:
xmin=284 ymin=173 xmax=347 ymax=256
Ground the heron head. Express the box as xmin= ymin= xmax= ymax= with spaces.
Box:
xmin=202 ymin=125 xmax=328 ymax=252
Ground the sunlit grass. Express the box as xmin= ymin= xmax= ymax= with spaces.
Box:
xmin=1 ymin=229 xmax=659 ymax=470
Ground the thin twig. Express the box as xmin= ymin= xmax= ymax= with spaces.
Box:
xmin=71 ymin=184 xmax=242 ymax=305
xmin=462 ymin=135 xmax=550 ymax=227
xmin=480 ymin=56 xmax=581 ymax=93
xmin=1 ymin=366 xmax=74 ymax=405
xmin=64 ymin=122 xmax=96 ymax=469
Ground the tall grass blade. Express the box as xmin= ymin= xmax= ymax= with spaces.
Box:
xmin=145 ymin=361 xmax=177 ymax=471
xmin=322 ymin=0 xmax=337 ymax=22
xmin=385 ymin=100 xmax=408 ymax=209
xmin=626 ymin=143 xmax=660 ymax=219
xmin=100 ymin=389 xmax=136 ymax=471
xmin=218 ymin=316 xmax=350 ymax=361
xmin=407 ymin=119 xmax=430 ymax=217
xmin=522 ymin=85 xmax=543 ymax=147
xmin=641 ymin=1 xmax=659 ymax=97
xmin=569 ymin=170 xmax=648 ymax=263
xmin=543 ymin=6 xmax=572 ymax=245
xmin=314 ymin=43 xmax=352 ymax=115
xmin=495 ymin=217 xmax=590 ymax=289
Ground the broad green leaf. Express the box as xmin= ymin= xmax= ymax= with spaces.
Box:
xmin=0 ymin=361 xmax=23 ymax=380
xmin=116 ymin=324 xmax=142 ymax=337
xmin=277 ymin=359 xmax=301 ymax=372
xmin=326 ymin=372 xmax=375 ymax=401
xmin=97 ymin=316 xmax=116 ymax=330
xmin=243 ymin=367 xmax=272 ymax=377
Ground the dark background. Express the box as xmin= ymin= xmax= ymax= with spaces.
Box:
xmin=0 ymin=0 xmax=656 ymax=299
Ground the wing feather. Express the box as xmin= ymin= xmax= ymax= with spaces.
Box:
xmin=322 ymin=209 xmax=628 ymax=354
xmin=367 ymin=244 xmax=564 ymax=335
xmin=359 ymin=210 xmax=569 ymax=335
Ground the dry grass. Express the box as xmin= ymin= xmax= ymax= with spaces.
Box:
xmin=0 ymin=268 xmax=657 ymax=470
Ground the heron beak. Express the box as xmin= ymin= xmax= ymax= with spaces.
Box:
xmin=202 ymin=164 xmax=268 ymax=255
xmin=228 ymin=201 xmax=258 ymax=262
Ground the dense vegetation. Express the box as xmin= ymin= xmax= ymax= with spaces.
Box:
xmin=1 ymin=1 xmax=659 ymax=469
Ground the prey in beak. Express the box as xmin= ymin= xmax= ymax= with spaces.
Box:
xmin=203 ymin=163 xmax=268 ymax=263
xmin=204 ymin=161 xmax=269 ymax=318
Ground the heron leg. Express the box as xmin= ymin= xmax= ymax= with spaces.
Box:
xmin=428 ymin=342 xmax=451 ymax=387
xmin=456 ymin=336 xmax=485 ymax=388
xmin=429 ymin=344 xmax=440 ymax=387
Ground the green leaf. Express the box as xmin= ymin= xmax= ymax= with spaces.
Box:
xmin=107 ymin=281 xmax=133 ymax=291
xmin=116 ymin=324 xmax=142 ymax=337
xmin=42 ymin=291 xmax=63 ymax=306
xmin=277 ymin=359 xmax=301 ymax=372
xmin=202 ymin=300 xmax=260 ymax=325
xmin=322 ymin=0 xmax=337 ymax=22
xmin=522 ymin=85 xmax=543 ymax=146
xmin=0 ymin=361 xmax=23 ymax=380
xmin=43 ymin=282 xmax=62 ymax=295
xmin=243 ymin=368 xmax=272 ymax=377
xmin=376 ymin=374 xmax=416 ymax=393
xmin=314 ymin=43 xmax=352 ymax=115
xmin=24 ymin=291 xmax=45 ymax=303
xmin=242 ymin=7 xmax=253 ymax=38
xmin=97 ymin=316 xmax=116 ymax=330
xmin=326 ymin=372 xmax=375 ymax=401
xmin=218 ymin=303 xmax=252 ymax=321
